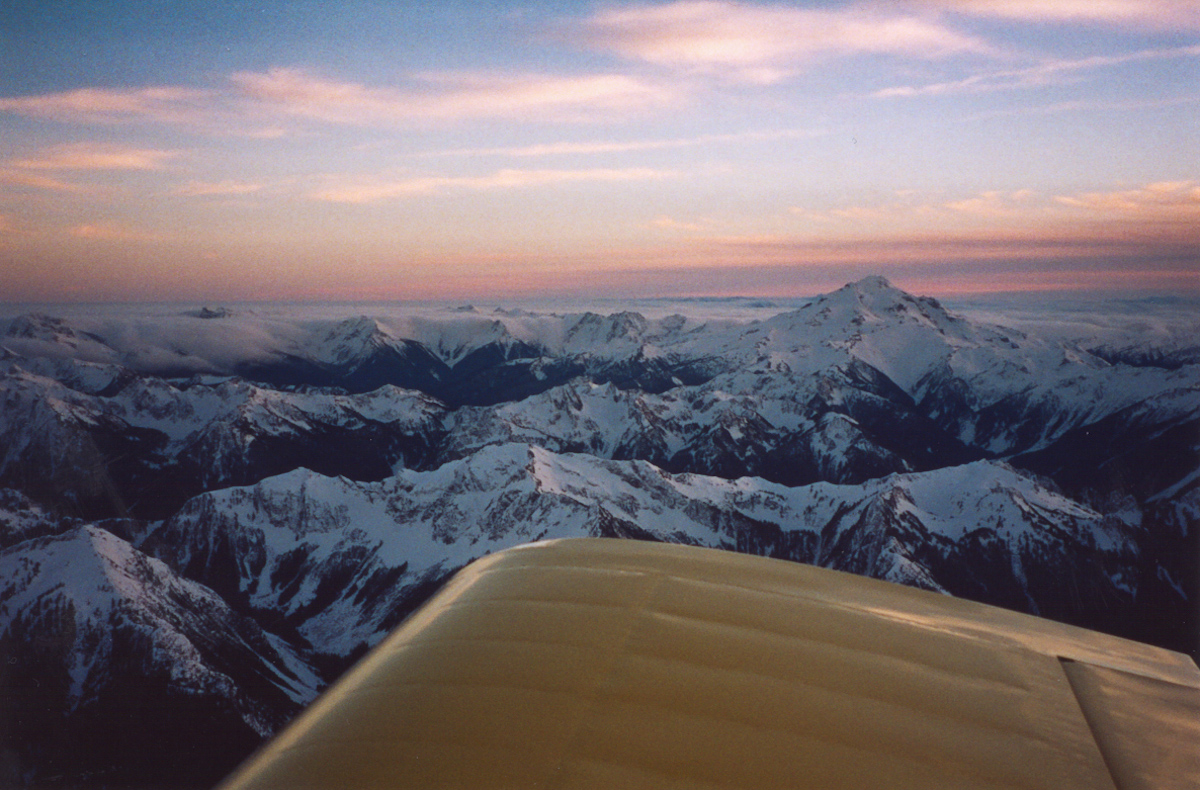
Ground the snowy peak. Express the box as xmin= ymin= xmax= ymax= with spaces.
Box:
xmin=557 ymin=310 xmax=657 ymax=360
xmin=738 ymin=279 xmax=984 ymax=395
xmin=565 ymin=310 xmax=647 ymax=345
xmin=759 ymin=278 xmax=947 ymax=348
xmin=850 ymin=274 xmax=895 ymax=292
xmin=316 ymin=314 xmax=532 ymax=371
xmin=810 ymin=277 xmax=963 ymax=333
xmin=5 ymin=313 xmax=99 ymax=346
xmin=152 ymin=445 xmax=1141 ymax=642
xmin=1 ymin=284 xmax=1195 ymax=788
xmin=317 ymin=315 xmax=393 ymax=366
xmin=0 ymin=525 xmax=319 ymax=713
xmin=446 ymin=441 xmax=545 ymax=493
xmin=0 ymin=522 xmax=324 ymax=785
xmin=426 ymin=316 xmax=520 ymax=366
xmin=2 ymin=313 xmax=117 ymax=363
xmin=842 ymin=275 xmax=926 ymax=306
xmin=832 ymin=274 xmax=906 ymax=311
xmin=875 ymin=460 xmax=1105 ymax=542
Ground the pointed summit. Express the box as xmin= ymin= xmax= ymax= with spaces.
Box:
xmin=824 ymin=275 xmax=955 ymax=327
xmin=0 ymin=524 xmax=321 ymax=786
xmin=849 ymin=274 xmax=896 ymax=293
xmin=836 ymin=275 xmax=915 ymax=309
xmin=311 ymin=315 xmax=391 ymax=369
xmin=792 ymin=275 xmax=926 ymax=324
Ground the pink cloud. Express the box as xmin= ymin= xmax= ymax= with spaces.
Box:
xmin=70 ymin=223 xmax=162 ymax=242
xmin=875 ymin=43 xmax=1200 ymax=98
xmin=172 ymin=180 xmax=265 ymax=197
xmin=917 ymin=0 xmax=1200 ymax=30
xmin=702 ymin=228 xmax=1194 ymax=268
xmin=9 ymin=143 xmax=181 ymax=171
xmin=733 ymin=183 xmax=1199 ymax=272
xmin=230 ymin=68 xmax=675 ymax=125
xmin=0 ymin=68 xmax=675 ymax=132
xmin=943 ymin=189 xmax=1036 ymax=216
xmin=652 ymin=215 xmax=708 ymax=232
xmin=428 ymin=128 xmax=817 ymax=158
xmin=310 ymin=167 xmax=674 ymax=203
xmin=788 ymin=184 xmax=1200 ymax=231
xmin=789 ymin=191 xmax=1013 ymax=227
xmin=0 ymin=86 xmax=213 ymax=124
xmin=0 ymin=169 xmax=87 ymax=193
xmin=1055 ymin=181 xmax=1200 ymax=220
xmin=577 ymin=1 xmax=994 ymax=82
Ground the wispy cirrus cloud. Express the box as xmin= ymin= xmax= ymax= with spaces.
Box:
xmin=310 ymin=167 xmax=675 ymax=204
xmin=875 ymin=43 xmax=1200 ymax=98
xmin=171 ymin=179 xmax=265 ymax=197
xmin=0 ymin=143 xmax=182 ymax=194
xmin=790 ymin=184 xmax=1200 ymax=231
xmin=8 ymin=142 xmax=181 ymax=170
xmin=652 ymin=215 xmax=710 ymax=233
xmin=1056 ymin=181 xmax=1200 ymax=221
xmin=695 ymin=226 xmax=1198 ymax=293
xmin=944 ymin=189 xmax=1037 ymax=216
xmin=961 ymin=94 xmax=1200 ymax=123
xmin=789 ymin=189 xmax=1036 ymax=227
xmin=230 ymin=67 xmax=675 ymax=125
xmin=70 ymin=223 xmax=163 ymax=242
xmin=0 ymin=169 xmax=87 ymax=193
xmin=0 ymin=86 xmax=214 ymax=125
xmin=914 ymin=0 xmax=1200 ymax=30
xmin=766 ymin=182 xmax=1200 ymax=290
xmin=426 ymin=128 xmax=820 ymax=158
xmin=575 ymin=1 xmax=994 ymax=83
xmin=0 ymin=68 xmax=675 ymax=132
xmin=708 ymin=231 xmax=1152 ymax=263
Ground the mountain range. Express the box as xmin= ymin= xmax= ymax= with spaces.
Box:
xmin=0 ymin=277 xmax=1195 ymax=787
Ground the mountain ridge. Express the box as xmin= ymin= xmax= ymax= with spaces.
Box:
xmin=0 ymin=277 xmax=1195 ymax=787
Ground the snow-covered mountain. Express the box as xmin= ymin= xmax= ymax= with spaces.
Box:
xmin=143 ymin=444 xmax=1141 ymax=657
xmin=0 ymin=277 xmax=1195 ymax=787
xmin=0 ymin=516 xmax=320 ymax=787
xmin=0 ymin=364 xmax=444 ymax=518
xmin=440 ymin=359 xmax=981 ymax=486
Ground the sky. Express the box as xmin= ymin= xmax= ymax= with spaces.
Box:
xmin=1 ymin=0 xmax=1197 ymax=302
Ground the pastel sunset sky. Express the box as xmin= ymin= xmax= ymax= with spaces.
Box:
xmin=2 ymin=0 xmax=1197 ymax=302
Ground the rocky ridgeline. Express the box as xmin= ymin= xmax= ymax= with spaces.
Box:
xmin=0 ymin=277 xmax=1196 ymax=787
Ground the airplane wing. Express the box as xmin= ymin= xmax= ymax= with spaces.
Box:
xmin=218 ymin=538 xmax=1200 ymax=789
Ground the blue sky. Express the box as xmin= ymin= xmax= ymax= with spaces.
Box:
xmin=1 ymin=0 xmax=1197 ymax=301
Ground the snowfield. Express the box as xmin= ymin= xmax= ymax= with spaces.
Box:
xmin=0 ymin=277 xmax=1195 ymax=787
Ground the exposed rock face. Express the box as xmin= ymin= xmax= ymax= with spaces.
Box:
xmin=0 ymin=277 xmax=1195 ymax=787
xmin=147 ymin=446 xmax=1142 ymax=651
xmin=0 ymin=524 xmax=319 ymax=788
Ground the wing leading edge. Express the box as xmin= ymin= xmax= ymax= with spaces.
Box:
xmin=218 ymin=538 xmax=1200 ymax=789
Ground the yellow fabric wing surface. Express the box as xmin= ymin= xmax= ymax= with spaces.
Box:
xmin=219 ymin=539 xmax=1200 ymax=790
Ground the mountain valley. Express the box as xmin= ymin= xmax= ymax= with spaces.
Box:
xmin=1 ymin=277 xmax=1196 ymax=787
